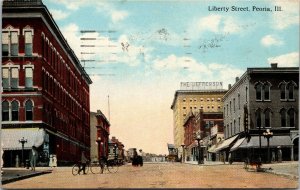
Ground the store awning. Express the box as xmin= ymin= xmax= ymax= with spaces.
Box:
xmin=237 ymin=136 xmax=293 ymax=149
xmin=230 ymin=138 xmax=246 ymax=152
xmin=1 ymin=128 xmax=46 ymax=150
xmin=215 ymin=135 xmax=239 ymax=152
xmin=207 ymin=145 xmax=217 ymax=153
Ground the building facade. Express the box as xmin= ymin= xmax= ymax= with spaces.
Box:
xmin=1 ymin=0 xmax=92 ymax=166
xmin=222 ymin=64 xmax=298 ymax=162
xmin=90 ymin=110 xmax=110 ymax=162
xmin=171 ymin=82 xmax=226 ymax=156
xmin=183 ymin=109 xmax=223 ymax=162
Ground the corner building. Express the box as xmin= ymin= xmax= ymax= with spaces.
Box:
xmin=222 ymin=64 xmax=298 ymax=162
xmin=1 ymin=0 xmax=92 ymax=166
xmin=171 ymin=82 xmax=227 ymax=153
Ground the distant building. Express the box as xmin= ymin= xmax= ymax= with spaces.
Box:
xmin=109 ymin=136 xmax=125 ymax=164
xmin=90 ymin=110 xmax=110 ymax=162
xmin=171 ymin=82 xmax=226 ymax=157
xmin=221 ymin=64 xmax=298 ymax=162
xmin=183 ymin=109 xmax=223 ymax=162
xmin=1 ymin=0 xmax=92 ymax=166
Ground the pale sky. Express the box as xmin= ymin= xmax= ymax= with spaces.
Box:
xmin=43 ymin=0 xmax=299 ymax=154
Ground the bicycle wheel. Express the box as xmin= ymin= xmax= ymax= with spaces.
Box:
xmin=107 ymin=160 xmax=118 ymax=173
xmin=72 ymin=164 xmax=80 ymax=176
xmin=90 ymin=162 xmax=102 ymax=174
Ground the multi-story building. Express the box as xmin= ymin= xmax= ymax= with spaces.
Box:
xmin=222 ymin=64 xmax=298 ymax=162
xmin=183 ymin=109 xmax=223 ymax=162
xmin=1 ymin=0 xmax=92 ymax=166
xmin=90 ymin=110 xmax=110 ymax=162
xmin=171 ymin=82 xmax=227 ymax=157
xmin=109 ymin=136 xmax=125 ymax=164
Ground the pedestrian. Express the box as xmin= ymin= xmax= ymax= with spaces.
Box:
xmin=271 ymin=151 xmax=276 ymax=162
xmin=132 ymin=148 xmax=138 ymax=167
xmin=277 ymin=146 xmax=282 ymax=163
xmin=138 ymin=149 xmax=143 ymax=167
xmin=30 ymin=146 xmax=38 ymax=171
xmin=78 ymin=151 xmax=88 ymax=174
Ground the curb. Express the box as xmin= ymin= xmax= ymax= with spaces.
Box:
xmin=265 ymin=170 xmax=299 ymax=180
xmin=1 ymin=170 xmax=52 ymax=185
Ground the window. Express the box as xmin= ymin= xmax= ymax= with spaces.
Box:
xmin=24 ymin=31 xmax=33 ymax=56
xmin=11 ymin=101 xmax=19 ymax=121
xmin=280 ymin=109 xmax=286 ymax=127
xmin=264 ymin=84 xmax=270 ymax=100
xmin=25 ymin=67 xmax=33 ymax=88
xmin=264 ymin=109 xmax=271 ymax=128
xmin=255 ymin=83 xmax=262 ymax=100
xmin=233 ymin=120 xmax=236 ymax=134
xmin=255 ymin=109 xmax=262 ymax=128
xmin=233 ymin=98 xmax=236 ymax=112
xmin=287 ymin=83 xmax=294 ymax=100
xmin=183 ymin=107 xmax=186 ymax=109
xmin=238 ymin=94 xmax=240 ymax=110
xmin=2 ymin=68 xmax=9 ymax=88
xmin=2 ymin=101 xmax=9 ymax=121
xmin=238 ymin=117 xmax=241 ymax=132
xmin=25 ymin=100 xmax=33 ymax=120
xmin=2 ymin=29 xmax=19 ymax=56
xmin=11 ymin=67 xmax=19 ymax=88
xmin=280 ymin=83 xmax=286 ymax=99
xmin=2 ymin=67 xmax=19 ymax=89
xmin=288 ymin=109 xmax=295 ymax=127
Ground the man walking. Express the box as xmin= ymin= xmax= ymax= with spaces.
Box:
xmin=30 ymin=146 xmax=38 ymax=171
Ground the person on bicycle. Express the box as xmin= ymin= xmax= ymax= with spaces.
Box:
xmin=78 ymin=151 xmax=88 ymax=175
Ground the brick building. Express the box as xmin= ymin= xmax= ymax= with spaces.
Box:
xmin=171 ymin=82 xmax=227 ymax=158
xmin=1 ymin=0 xmax=92 ymax=166
xmin=183 ymin=109 xmax=223 ymax=162
xmin=90 ymin=110 xmax=110 ymax=162
xmin=221 ymin=64 xmax=298 ymax=162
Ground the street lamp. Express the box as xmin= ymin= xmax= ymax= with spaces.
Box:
xmin=195 ymin=134 xmax=203 ymax=165
xmin=96 ymin=137 xmax=101 ymax=160
xmin=181 ymin=144 xmax=185 ymax=163
xmin=263 ymin=129 xmax=273 ymax=163
xmin=19 ymin=137 xmax=27 ymax=167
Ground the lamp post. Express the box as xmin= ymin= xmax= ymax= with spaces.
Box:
xmin=195 ymin=134 xmax=203 ymax=165
xmin=19 ymin=137 xmax=27 ymax=167
xmin=263 ymin=129 xmax=273 ymax=163
xmin=96 ymin=137 xmax=101 ymax=160
xmin=181 ymin=144 xmax=185 ymax=163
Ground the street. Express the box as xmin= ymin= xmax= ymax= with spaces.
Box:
xmin=2 ymin=162 xmax=298 ymax=189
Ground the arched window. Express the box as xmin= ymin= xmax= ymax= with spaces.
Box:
xmin=11 ymin=100 xmax=19 ymax=121
xmin=263 ymin=83 xmax=271 ymax=100
xmin=279 ymin=83 xmax=286 ymax=99
xmin=2 ymin=101 xmax=9 ymax=121
xmin=264 ymin=109 xmax=271 ymax=128
xmin=288 ymin=109 xmax=295 ymax=127
xmin=25 ymin=100 xmax=33 ymax=120
xmin=287 ymin=83 xmax=295 ymax=100
xmin=255 ymin=109 xmax=262 ymax=128
xmin=255 ymin=83 xmax=262 ymax=100
xmin=280 ymin=109 xmax=286 ymax=127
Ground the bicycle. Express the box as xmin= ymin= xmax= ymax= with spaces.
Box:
xmin=72 ymin=160 xmax=100 ymax=175
xmin=90 ymin=157 xmax=119 ymax=174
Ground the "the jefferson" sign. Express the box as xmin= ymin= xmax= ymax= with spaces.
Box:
xmin=180 ymin=82 xmax=223 ymax=90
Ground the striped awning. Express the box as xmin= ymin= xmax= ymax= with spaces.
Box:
xmin=214 ymin=135 xmax=239 ymax=152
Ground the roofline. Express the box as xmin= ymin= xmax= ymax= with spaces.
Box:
xmin=2 ymin=1 xmax=92 ymax=84
xmin=170 ymin=89 xmax=227 ymax=109
xmin=223 ymin=66 xmax=299 ymax=99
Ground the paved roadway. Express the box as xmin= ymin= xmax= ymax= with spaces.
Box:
xmin=2 ymin=163 xmax=298 ymax=189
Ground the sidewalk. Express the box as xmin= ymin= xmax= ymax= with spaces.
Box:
xmin=1 ymin=167 xmax=52 ymax=185
xmin=185 ymin=160 xmax=299 ymax=179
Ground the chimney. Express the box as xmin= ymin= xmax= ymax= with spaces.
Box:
xmin=235 ymin=77 xmax=239 ymax=83
xmin=97 ymin=110 xmax=100 ymax=114
xmin=271 ymin=63 xmax=278 ymax=69
xmin=228 ymin=84 xmax=232 ymax=90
